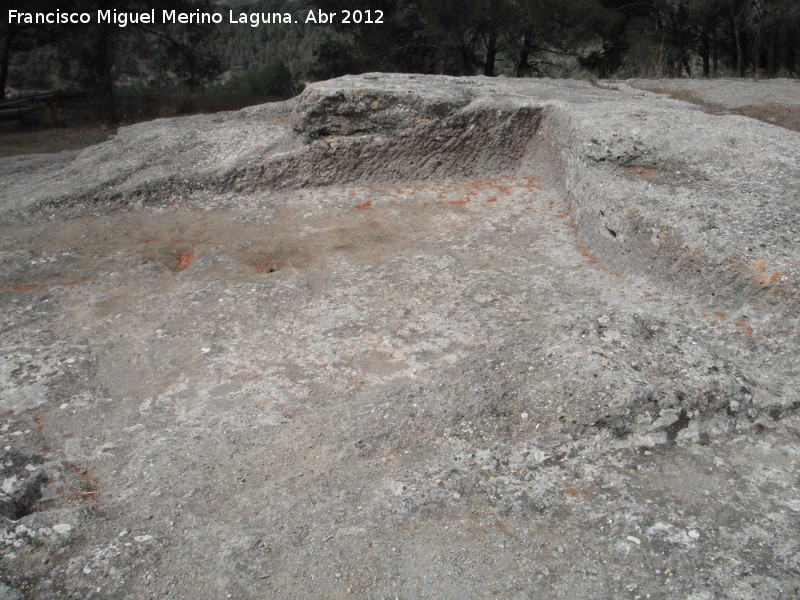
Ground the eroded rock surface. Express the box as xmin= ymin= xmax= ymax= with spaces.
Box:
xmin=0 ymin=75 xmax=798 ymax=599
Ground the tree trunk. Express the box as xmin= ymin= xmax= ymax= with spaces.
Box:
xmin=738 ymin=32 xmax=745 ymax=76
xmin=676 ymin=2 xmax=689 ymax=76
xmin=682 ymin=56 xmax=691 ymax=77
xmin=92 ymin=27 xmax=117 ymax=121
xmin=517 ymin=31 xmax=532 ymax=77
xmin=732 ymin=19 xmax=744 ymax=76
xmin=754 ymin=33 xmax=760 ymax=79
xmin=459 ymin=45 xmax=473 ymax=75
xmin=701 ymin=25 xmax=710 ymax=77
xmin=0 ymin=28 xmax=15 ymax=99
xmin=712 ymin=25 xmax=718 ymax=76
xmin=766 ymin=29 xmax=775 ymax=76
xmin=484 ymin=28 xmax=497 ymax=77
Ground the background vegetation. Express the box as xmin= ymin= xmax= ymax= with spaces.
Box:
xmin=1 ymin=0 xmax=798 ymax=124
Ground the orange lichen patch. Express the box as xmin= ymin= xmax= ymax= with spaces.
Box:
xmin=4 ymin=276 xmax=98 ymax=293
xmin=343 ymin=174 xmax=544 ymax=213
xmin=622 ymin=165 xmax=657 ymax=176
xmin=641 ymin=290 xmax=664 ymax=299
xmin=543 ymin=196 xmax=606 ymax=267
xmin=175 ymin=250 xmax=195 ymax=272
xmin=714 ymin=311 xmax=727 ymax=320
xmin=750 ymin=259 xmax=780 ymax=288
xmin=343 ymin=370 xmax=366 ymax=387
xmin=576 ymin=245 xmax=600 ymax=265
xmin=565 ymin=219 xmax=580 ymax=239
xmin=365 ymin=184 xmax=388 ymax=195
xmin=69 ymin=466 xmax=100 ymax=508
xmin=735 ymin=317 xmax=754 ymax=336
xmin=565 ymin=486 xmax=597 ymax=499
xmin=521 ymin=175 xmax=541 ymax=189
xmin=12 ymin=283 xmax=42 ymax=292
xmin=727 ymin=257 xmax=743 ymax=271
xmin=727 ymin=257 xmax=796 ymax=300
xmin=255 ymin=259 xmax=277 ymax=273
xmin=741 ymin=260 xmax=785 ymax=287
xmin=356 ymin=200 xmax=373 ymax=211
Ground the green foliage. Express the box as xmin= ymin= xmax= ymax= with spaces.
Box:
xmin=313 ymin=38 xmax=364 ymax=78
xmin=4 ymin=0 xmax=799 ymax=119
xmin=109 ymin=65 xmax=303 ymax=125
xmin=222 ymin=62 xmax=294 ymax=97
xmin=87 ymin=126 xmax=111 ymax=145
xmin=211 ymin=0 xmax=325 ymax=79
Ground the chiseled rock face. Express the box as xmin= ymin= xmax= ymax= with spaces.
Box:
xmin=3 ymin=74 xmax=797 ymax=312
xmin=0 ymin=75 xmax=798 ymax=599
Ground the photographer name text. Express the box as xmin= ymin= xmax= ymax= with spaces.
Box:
xmin=8 ymin=8 xmax=384 ymax=28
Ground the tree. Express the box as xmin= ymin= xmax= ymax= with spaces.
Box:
xmin=4 ymin=0 xmax=220 ymax=112
xmin=504 ymin=0 xmax=620 ymax=77
xmin=0 ymin=0 xmax=61 ymax=98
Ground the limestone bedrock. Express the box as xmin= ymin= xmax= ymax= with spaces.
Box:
xmin=0 ymin=74 xmax=798 ymax=599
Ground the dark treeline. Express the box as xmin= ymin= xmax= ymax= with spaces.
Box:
xmin=313 ymin=0 xmax=799 ymax=79
xmin=2 ymin=0 xmax=224 ymax=115
xmin=2 ymin=0 xmax=798 ymax=110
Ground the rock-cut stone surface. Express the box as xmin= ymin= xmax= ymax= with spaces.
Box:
xmin=0 ymin=75 xmax=798 ymax=599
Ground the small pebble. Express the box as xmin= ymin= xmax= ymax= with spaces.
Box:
xmin=626 ymin=536 xmax=641 ymax=545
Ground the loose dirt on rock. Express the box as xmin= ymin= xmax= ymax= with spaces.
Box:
xmin=628 ymin=77 xmax=800 ymax=132
xmin=0 ymin=75 xmax=798 ymax=599
xmin=0 ymin=123 xmax=114 ymax=159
